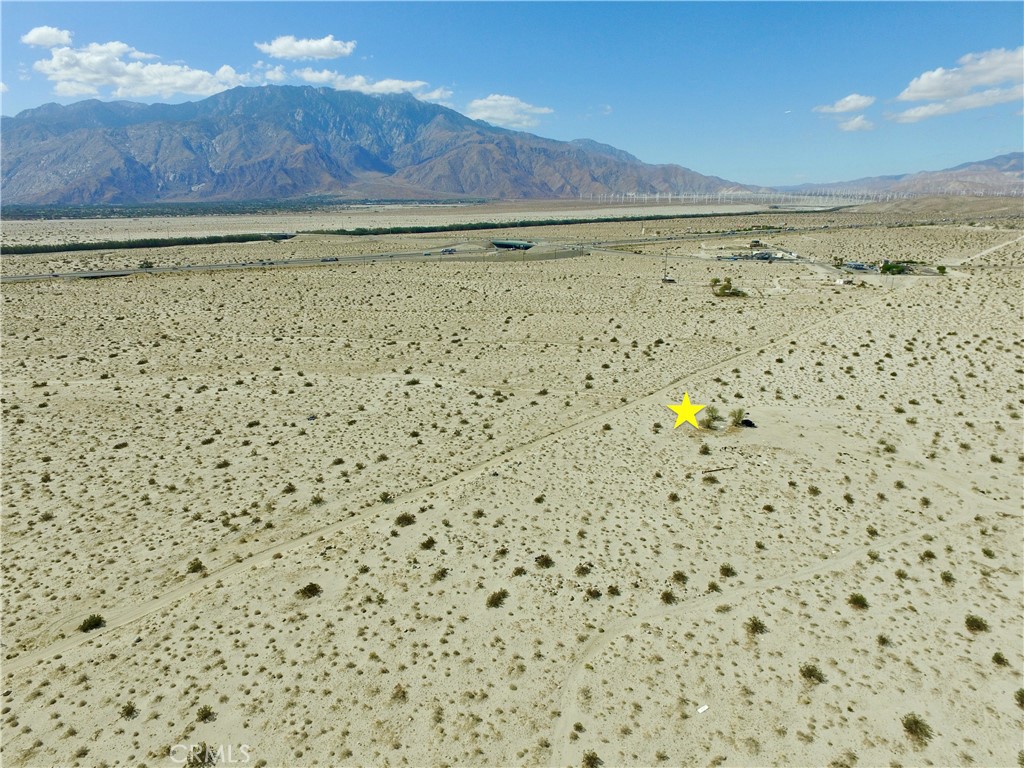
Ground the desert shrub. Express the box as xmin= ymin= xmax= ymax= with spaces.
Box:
xmin=719 ymin=563 xmax=736 ymax=578
xmin=184 ymin=746 xmax=218 ymax=768
xmin=1016 ymin=689 xmax=1024 ymax=709
xmin=575 ymin=563 xmax=592 ymax=576
xmin=729 ymin=408 xmax=745 ymax=427
xmin=607 ymin=585 xmax=621 ymax=596
xmin=698 ymin=443 xmax=710 ymax=455
xmin=847 ymin=593 xmax=869 ymax=610
xmin=671 ymin=570 xmax=688 ymax=585
xmin=395 ymin=512 xmax=415 ymax=527
xmin=745 ymin=616 xmax=768 ymax=636
xmin=919 ymin=549 xmax=935 ymax=562
xmin=535 ymin=554 xmax=554 ymax=569
xmin=800 ymin=664 xmax=827 ymax=684
xmin=582 ymin=750 xmax=602 ymax=768
xmin=901 ymin=713 xmax=932 ymax=746
xmin=661 ymin=590 xmax=677 ymax=604
xmin=420 ymin=536 xmax=436 ymax=550
xmin=187 ymin=558 xmax=206 ymax=574
xmin=866 ymin=525 xmax=879 ymax=538
xmin=512 ymin=566 xmax=527 ymax=576
xmin=964 ymin=614 xmax=989 ymax=633
xmin=877 ymin=633 xmax=892 ymax=647
xmin=807 ymin=485 xmax=821 ymax=497
xmin=586 ymin=587 xmax=602 ymax=599
xmin=282 ymin=481 xmax=297 ymax=494
xmin=196 ymin=705 xmax=216 ymax=723
xmin=297 ymin=583 xmax=322 ymax=599
xmin=668 ymin=492 xmax=680 ymax=503
xmin=379 ymin=491 xmax=395 ymax=504
xmin=79 ymin=614 xmax=105 ymax=632
xmin=119 ymin=701 xmax=138 ymax=720
xmin=431 ymin=568 xmax=449 ymax=582
xmin=486 ymin=589 xmax=509 ymax=608
xmin=993 ymin=652 xmax=1009 ymax=666
xmin=940 ymin=570 xmax=955 ymax=585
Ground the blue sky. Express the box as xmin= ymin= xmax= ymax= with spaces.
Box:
xmin=2 ymin=2 xmax=1021 ymax=186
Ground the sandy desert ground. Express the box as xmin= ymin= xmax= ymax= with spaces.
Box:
xmin=2 ymin=199 xmax=1022 ymax=768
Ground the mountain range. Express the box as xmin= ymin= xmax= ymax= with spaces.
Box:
xmin=780 ymin=153 xmax=1023 ymax=197
xmin=1 ymin=85 xmax=1020 ymax=205
xmin=0 ymin=85 xmax=749 ymax=205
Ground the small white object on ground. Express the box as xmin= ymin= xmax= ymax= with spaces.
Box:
xmin=697 ymin=704 xmax=709 ymax=714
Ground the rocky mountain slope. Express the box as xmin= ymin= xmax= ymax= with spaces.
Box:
xmin=1 ymin=85 xmax=749 ymax=204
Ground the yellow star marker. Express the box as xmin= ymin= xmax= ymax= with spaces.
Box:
xmin=667 ymin=393 xmax=705 ymax=429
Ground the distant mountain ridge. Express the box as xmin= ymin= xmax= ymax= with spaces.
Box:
xmin=780 ymin=153 xmax=1023 ymax=196
xmin=0 ymin=85 xmax=750 ymax=204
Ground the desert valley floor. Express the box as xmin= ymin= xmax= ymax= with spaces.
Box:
xmin=2 ymin=199 xmax=1022 ymax=768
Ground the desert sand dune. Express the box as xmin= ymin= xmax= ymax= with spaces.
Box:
xmin=1 ymin=201 xmax=1021 ymax=768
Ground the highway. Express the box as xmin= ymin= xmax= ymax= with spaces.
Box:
xmin=1 ymin=222 xmax=852 ymax=284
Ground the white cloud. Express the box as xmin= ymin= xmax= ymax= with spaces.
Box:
xmin=888 ymin=47 xmax=1024 ymax=123
xmin=261 ymin=64 xmax=288 ymax=83
xmin=898 ymin=47 xmax=1023 ymax=101
xmin=465 ymin=94 xmax=553 ymax=129
xmin=33 ymin=40 xmax=251 ymax=98
xmin=814 ymin=93 xmax=876 ymax=113
xmin=891 ymin=84 xmax=1024 ymax=123
xmin=22 ymin=28 xmax=443 ymax=106
xmin=419 ymin=86 xmax=454 ymax=104
xmin=255 ymin=35 xmax=355 ymax=60
xmin=21 ymin=26 xmax=72 ymax=48
xmin=0 ymin=82 xmax=7 ymax=93
xmin=838 ymin=114 xmax=874 ymax=132
xmin=292 ymin=67 xmax=428 ymax=95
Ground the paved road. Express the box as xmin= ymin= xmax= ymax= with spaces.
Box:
xmin=0 ymin=221 xmax=892 ymax=284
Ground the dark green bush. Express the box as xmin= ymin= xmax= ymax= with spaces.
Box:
xmin=901 ymin=713 xmax=932 ymax=746
xmin=79 ymin=614 xmax=105 ymax=632
xmin=297 ymin=583 xmax=322 ymax=599
xmin=486 ymin=589 xmax=509 ymax=608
